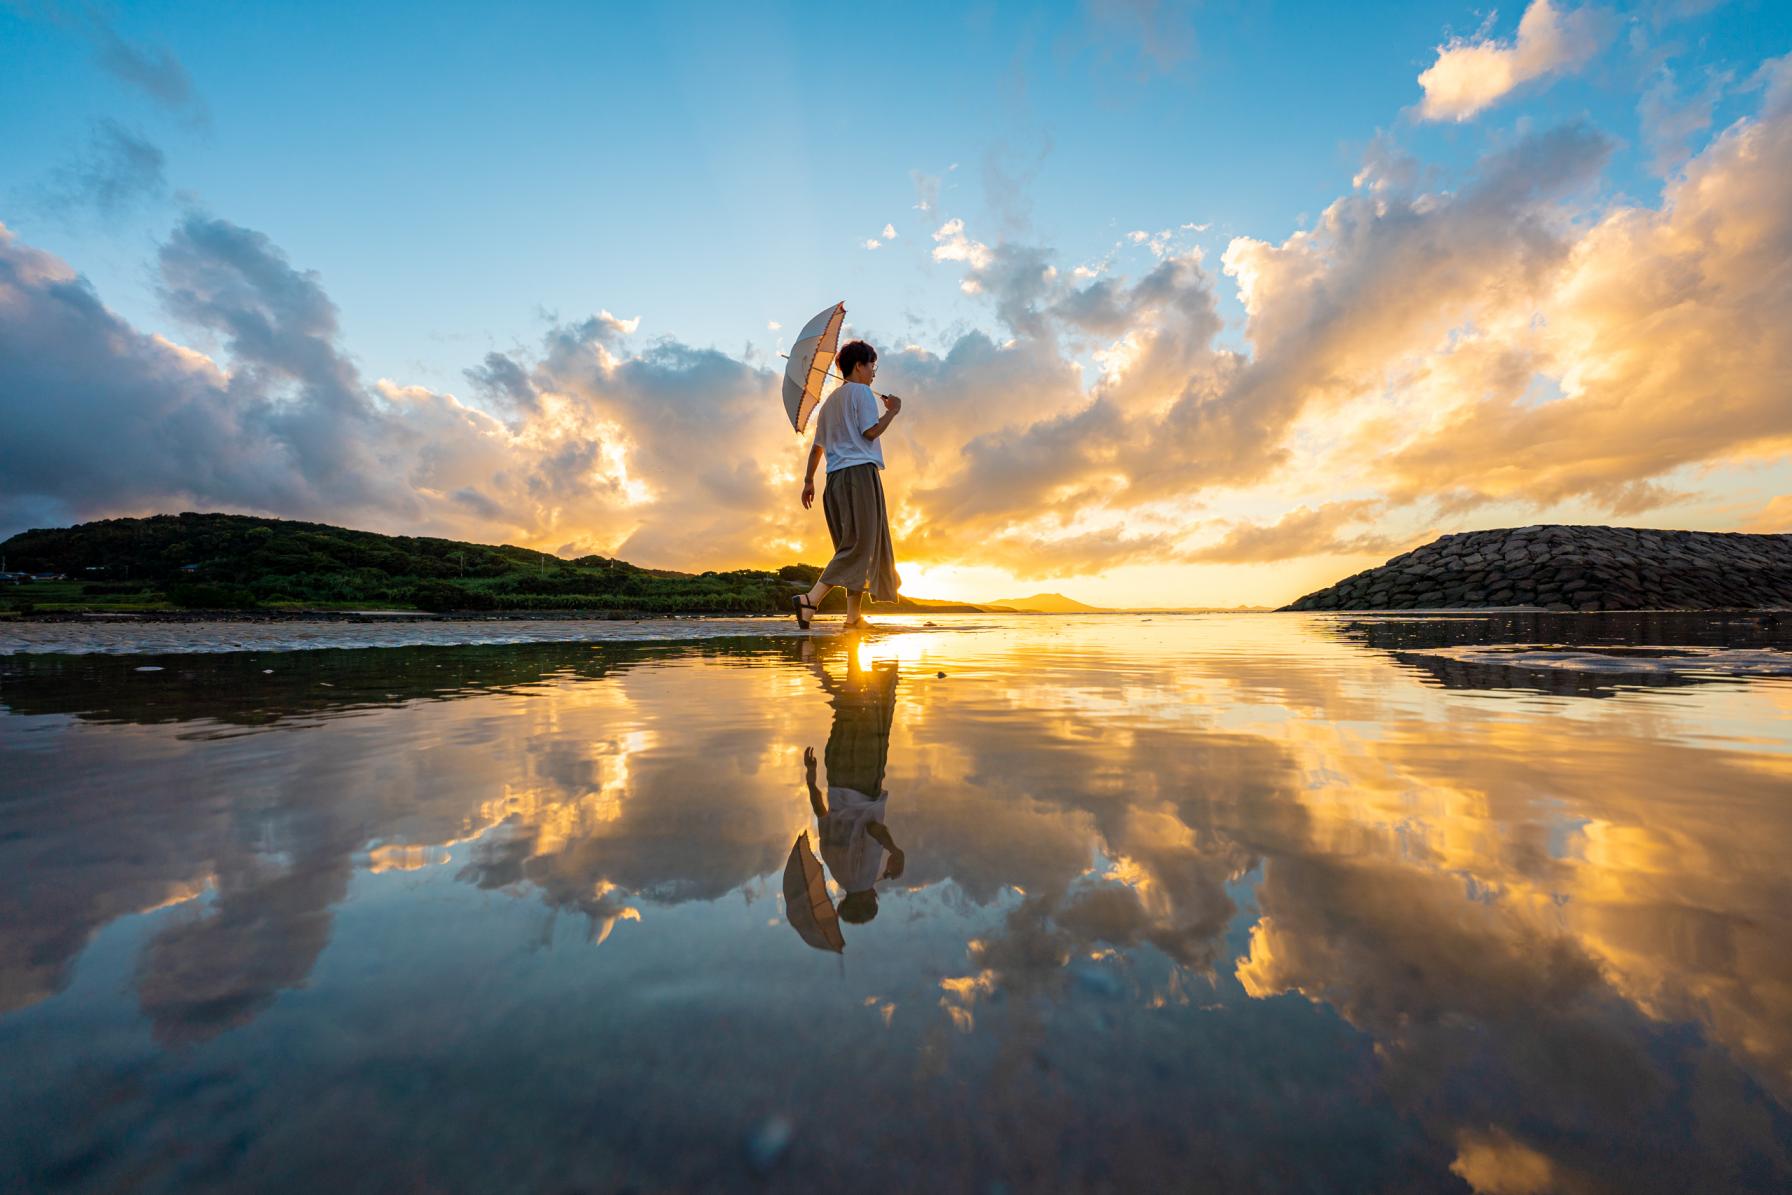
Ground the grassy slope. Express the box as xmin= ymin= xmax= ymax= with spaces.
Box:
xmin=0 ymin=512 xmax=1007 ymax=616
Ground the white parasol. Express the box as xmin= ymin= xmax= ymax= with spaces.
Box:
xmin=782 ymin=832 xmax=845 ymax=953
xmin=782 ymin=301 xmax=846 ymax=434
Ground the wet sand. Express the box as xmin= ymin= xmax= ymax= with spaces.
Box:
xmin=0 ymin=614 xmax=958 ymax=655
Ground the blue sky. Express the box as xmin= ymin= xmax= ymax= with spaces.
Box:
xmin=7 ymin=0 xmax=1775 ymax=385
xmin=3 ymin=1 xmax=1791 ymax=604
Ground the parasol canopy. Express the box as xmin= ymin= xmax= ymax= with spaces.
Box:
xmin=782 ymin=832 xmax=845 ymax=953
xmin=782 ymin=301 xmax=845 ymax=434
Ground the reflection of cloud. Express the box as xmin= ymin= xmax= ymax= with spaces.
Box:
xmin=4 ymin=617 xmax=1792 ymax=1190
xmin=1449 ymin=1129 xmax=1576 ymax=1195
xmin=1223 ymin=641 xmax=1792 ymax=1153
xmin=1233 ymin=846 xmax=1789 ymax=1190
xmin=137 ymin=842 xmax=352 ymax=1045
xmin=368 ymin=844 xmax=451 ymax=872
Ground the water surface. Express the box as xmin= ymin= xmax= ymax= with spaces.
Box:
xmin=3 ymin=613 xmax=1790 ymax=1192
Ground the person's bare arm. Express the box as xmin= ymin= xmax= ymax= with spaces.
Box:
xmin=867 ymin=820 xmax=905 ymax=878
xmin=861 ymin=394 xmax=902 ymax=442
xmin=800 ymin=443 xmax=823 ymax=509
xmin=803 ymin=747 xmax=826 ymax=817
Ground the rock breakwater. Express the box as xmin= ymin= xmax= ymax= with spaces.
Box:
xmin=1281 ymin=525 xmax=1792 ymax=611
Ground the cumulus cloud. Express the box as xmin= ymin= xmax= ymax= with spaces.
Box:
xmin=896 ymin=119 xmax=1612 ymax=569
xmin=1383 ymin=57 xmax=1792 ymax=510
xmin=902 ymin=72 xmax=1785 ymax=575
xmin=1415 ymin=1 xmax=1610 ymax=122
xmin=464 ymin=349 xmax=537 ymax=417
xmin=0 ymin=219 xmax=347 ymax=533
xmin=6 ymin=51 xmax=1792 ymax=589
xmin=1187 ymin=501 xmax=1407 ymax=564
xmin=930 ymin=218 xmax=993 ymax=270
xmin=0 ymin=215 xmax=799 ymax=569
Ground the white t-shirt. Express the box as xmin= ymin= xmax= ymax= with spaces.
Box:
xmin=813 ymin=381 xmax=884 ymax=473
xmin=818 ymin=787 xmax=890 ymax=893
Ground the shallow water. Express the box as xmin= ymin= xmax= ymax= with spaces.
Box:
xmin=2 ymin=613 xmax=1790 ymax=1193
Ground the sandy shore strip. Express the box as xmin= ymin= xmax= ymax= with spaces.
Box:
xmin=0 ymin=616 xmax=956 ymax=655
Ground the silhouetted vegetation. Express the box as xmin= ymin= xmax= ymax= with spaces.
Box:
xmin=0 ymin=512 xmax=995 ymax=615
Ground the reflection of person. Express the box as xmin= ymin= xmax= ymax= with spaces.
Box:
xmin=801 ymin=648 xmax=904 ymax=924
xmin=793 ymin=339 xmax=902 ymax=631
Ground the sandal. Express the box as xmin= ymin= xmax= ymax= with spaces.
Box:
xmin=792 ymin=594 xmax=816 ymax=630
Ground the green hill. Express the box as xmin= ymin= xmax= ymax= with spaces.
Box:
xmin=0 ymin=512 xmax=1001 ymax=616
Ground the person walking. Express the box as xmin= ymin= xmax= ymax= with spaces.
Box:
xmin=792 ymin=339 xmax=902 ymax=629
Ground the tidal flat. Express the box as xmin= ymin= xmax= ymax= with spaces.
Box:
xmin=2 ymin=613 xmax=1790 ymax=1192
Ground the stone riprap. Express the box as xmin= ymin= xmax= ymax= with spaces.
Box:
xmin=1281 ymin=525 xmax=1792 ymax=612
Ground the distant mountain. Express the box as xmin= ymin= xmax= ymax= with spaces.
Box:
xmin=989 ymin=592 xmax=1105 ymax=613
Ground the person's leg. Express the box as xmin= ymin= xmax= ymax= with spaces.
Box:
xmin=794 ymin=580 xmax=831 ymax=629
xmin=844 ymin=590 xmax=868 ymax=626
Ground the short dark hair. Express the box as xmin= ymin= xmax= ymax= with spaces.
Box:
xmin=838 ymin=889 xmax=879 ymax=924
xmin=837 ymin=339 xmax=877 ymax=379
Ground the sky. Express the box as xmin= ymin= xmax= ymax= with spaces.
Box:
xmin=2 ymin=0 xmax=1790 ymax=607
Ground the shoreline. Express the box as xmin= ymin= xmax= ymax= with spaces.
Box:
xmin=2 ymin=607 xmax=1787 ymax=657
xmin=0 ymin=614 xmax=1026 ymax=656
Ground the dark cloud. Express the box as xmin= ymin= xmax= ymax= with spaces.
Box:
xmin=155 ymin=214 xmax=405 ymax=512
xmin=450 ymin=485 xmax=504 ymax=519
xmin=83 ymin=11 xmax=208 ymax=121
xmin=159 ymin=215 xmax=354 ymax=388
xmin=0 ymin=216 xmax=797 ymax=566
xmin=42 ymin=119 xmax=166 ymax=217
xmin=464 ymin=350 xmax=538 ymax=417
xmin=0 ymin=220 xmax=327 ymax=531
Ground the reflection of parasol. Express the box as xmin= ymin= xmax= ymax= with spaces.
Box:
xmin=781 ymin=301 xmax=845 ymax=434
xmin=783 ymin=832 xmax=845 ymax=953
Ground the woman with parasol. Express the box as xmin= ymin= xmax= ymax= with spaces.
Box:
xmin=783 ymin=304 xmax=903 ymax=630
